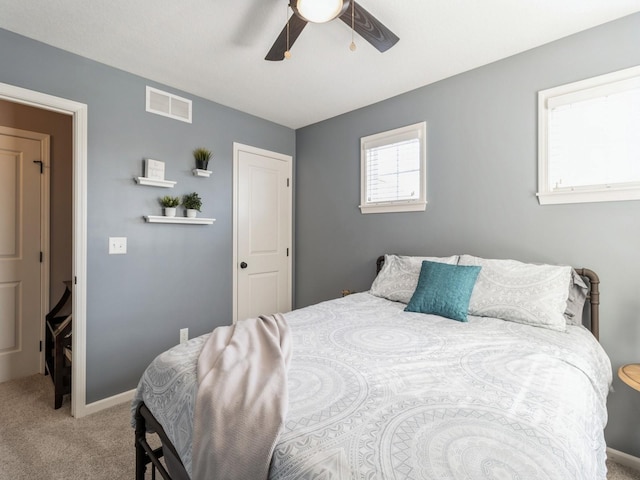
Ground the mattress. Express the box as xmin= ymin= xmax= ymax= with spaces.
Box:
xmin=132 ymin=292 xmax=612 ymax=479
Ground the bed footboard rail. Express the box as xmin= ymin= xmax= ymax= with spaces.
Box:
xmin=135 ymin=402 xmax=190 ymax=480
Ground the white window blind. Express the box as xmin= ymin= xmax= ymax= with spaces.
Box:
xmin=538 ymin=66 xmax=640 ymax=205
xmin=360 ymin=122 xmax=427 ymax=214
xmin=366 ymin=137 xmax=420 ymax=203
xmin=548 ymin=87 xmax=640 ymax=191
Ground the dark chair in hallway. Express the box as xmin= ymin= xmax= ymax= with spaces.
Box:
xmin=44 ymin=282 xmax=72 ymax=409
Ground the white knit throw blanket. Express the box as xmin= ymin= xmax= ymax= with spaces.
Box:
xmin=192 ymin=313 xmax=292 ymax=480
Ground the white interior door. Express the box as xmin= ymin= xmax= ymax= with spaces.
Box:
xmin=0 ymin=129 xmax=47 ymax=383
xmin=234 ymin=143 xmax=292 ymax=322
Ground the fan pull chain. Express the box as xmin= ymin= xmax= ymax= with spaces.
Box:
xmin=349 ymin=1 xmax=356 ymax=51
xmin=284 ymin=3 xmax=292 ymax=59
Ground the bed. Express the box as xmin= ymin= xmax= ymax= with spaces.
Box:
xmin=132 ymin=254 xmax=612 ymax=480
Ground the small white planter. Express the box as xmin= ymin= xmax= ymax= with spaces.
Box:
xmin=186 ymin=209 xmax=197 ymax=218
xmin=164 ymin=207 xmax=177 ymax=217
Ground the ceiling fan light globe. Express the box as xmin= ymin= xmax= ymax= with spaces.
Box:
xmin=296 ymin=0 xmax=344 ymax=23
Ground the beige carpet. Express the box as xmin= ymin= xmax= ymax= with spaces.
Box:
xmin=1 ymin=374 xmax=639 ymax=480
xmin=0 ymin=374 xmax=140 ymax=480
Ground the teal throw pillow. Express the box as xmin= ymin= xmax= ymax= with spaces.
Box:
xmin=405 ymin=261 xmax=481 ymax=322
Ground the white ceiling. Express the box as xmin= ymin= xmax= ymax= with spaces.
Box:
xmin=1 ymin=0 xmax=639 ymax=129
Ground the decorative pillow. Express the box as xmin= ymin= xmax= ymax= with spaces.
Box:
xmin=564 ymin=269 xmax=588 ymax=326
xmin=370 ymin=254 xmax=459 ymax=304
xmin=458 ymin=255 xmax=572 ymax=332
xmin=405 ymin=261 xmax=481 ymax=322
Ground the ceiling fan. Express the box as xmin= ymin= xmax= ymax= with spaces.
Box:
xmin=265 ymin=0 xmax=399 ymax=61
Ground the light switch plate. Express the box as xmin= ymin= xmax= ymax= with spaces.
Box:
xmin=180 ymin=328 xmax=189 ymax=345
xmin=109 ymin=237 xmax=127 ymax=254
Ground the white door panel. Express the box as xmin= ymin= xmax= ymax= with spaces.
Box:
xmin=0 ymin=132 xmax=45 ymax=382
xmin=234 ymin=144 xmax=292 ymax=322
xmin=248 ymin=272 xmax=279 ymax=317
xmin=0 ymin=282 xmax=19 ymax=350
xmin=249 ymin=167 xmax=279 ymax=254
xmin=0 ymin=150 xmax=17 ymax=255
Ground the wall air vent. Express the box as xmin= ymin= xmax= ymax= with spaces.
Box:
xmin=145 ymin=86 xmax=192 ymax=123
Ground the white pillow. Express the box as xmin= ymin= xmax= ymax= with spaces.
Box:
xmin=370 ymin=254 xmax=459 ymax=304
xmin=458 ymin=254 xmax=572 ymax=332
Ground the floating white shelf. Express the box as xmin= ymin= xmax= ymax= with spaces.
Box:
xmin=135 ymin=177 xmax=177 ymax=188
xmin=192 ymin=169 xmax=212 ymax=177
xmin=144 ymin=215 xmax=215 ymax=225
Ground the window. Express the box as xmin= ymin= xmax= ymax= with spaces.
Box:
xmin=360 ymin=121 xmax=427 ymax=214
xmin=538 ymin=66 xmax=640 ymax=205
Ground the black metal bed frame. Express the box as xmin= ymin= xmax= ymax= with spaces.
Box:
xmin=135 ymin=402 xmax=190 ymax=480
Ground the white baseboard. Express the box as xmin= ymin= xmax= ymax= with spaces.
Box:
xmin=608 ymin=447 xmax=640 ymax=472
xmin=80 ymin=388 xmax=136 ymax=416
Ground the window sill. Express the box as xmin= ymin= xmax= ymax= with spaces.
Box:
xmin=359 ymin=201 xmax=427 ymax=214
xmin=537 ymin=188 xmax=640 ymax=205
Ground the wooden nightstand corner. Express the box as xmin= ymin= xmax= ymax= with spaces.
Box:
xmin=618 ymin=364 xmax=640 ymax=392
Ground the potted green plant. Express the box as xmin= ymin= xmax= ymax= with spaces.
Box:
xmin=182 ymin=192 xmax=202 ymax=218
xmin=159 ymin=195 xmax=180 ymax=217
xmin=193 ymin=147 xmax=212 ymax=171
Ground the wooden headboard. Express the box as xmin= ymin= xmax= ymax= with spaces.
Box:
xmin=375 ymin=256 xmax=600 ymax=340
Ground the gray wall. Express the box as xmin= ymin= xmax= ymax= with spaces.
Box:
xmin=0 ymin=28 xmax=295 ymax=402
xmin=295 ymin=13 xmax=640 ymax=456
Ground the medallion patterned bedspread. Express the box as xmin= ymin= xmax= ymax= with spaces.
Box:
xmin=132 ymin=292 xmax=612 ymax=480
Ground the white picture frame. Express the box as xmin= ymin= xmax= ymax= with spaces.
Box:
xmin=145 ymin=159 xmax=165 ymax=181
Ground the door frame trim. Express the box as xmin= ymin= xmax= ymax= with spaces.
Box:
xmin=232 ymin=142 xmax=293 ymax=323
xmin=0 ymin=82 xmax=88 ymax=418
xmin=0 ymin=126 xmax=50 ymax=376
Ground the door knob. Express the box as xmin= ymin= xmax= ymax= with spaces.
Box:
xmin=240 ymin=262 xmax=248 ymax=269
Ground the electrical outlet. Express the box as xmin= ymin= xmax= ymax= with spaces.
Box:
xmin=180 ymin=328 xmax=189 ymax=345
xmin=108 ymin=237 xmax=127 ymax=255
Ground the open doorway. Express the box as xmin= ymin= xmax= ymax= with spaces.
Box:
xmin=0 ymin=99 xmax=72 ymax=405
xmin=0 ymin=84 xmax=87 ymax=418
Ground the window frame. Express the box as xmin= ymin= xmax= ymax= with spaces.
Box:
xmin=359 ymin=121 xmax=427 ymax=214
xmin=537 ymin=65 xmax=640 ymax=206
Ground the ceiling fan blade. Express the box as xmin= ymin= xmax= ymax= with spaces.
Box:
xmin=339 ymin=2 xmax=399 ymax=53
xmin=265 ymin=14 xmax=308 ymax=61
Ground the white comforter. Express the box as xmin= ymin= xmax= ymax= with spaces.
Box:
xmin=133 ymin=292 xmax=612 ymax=480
